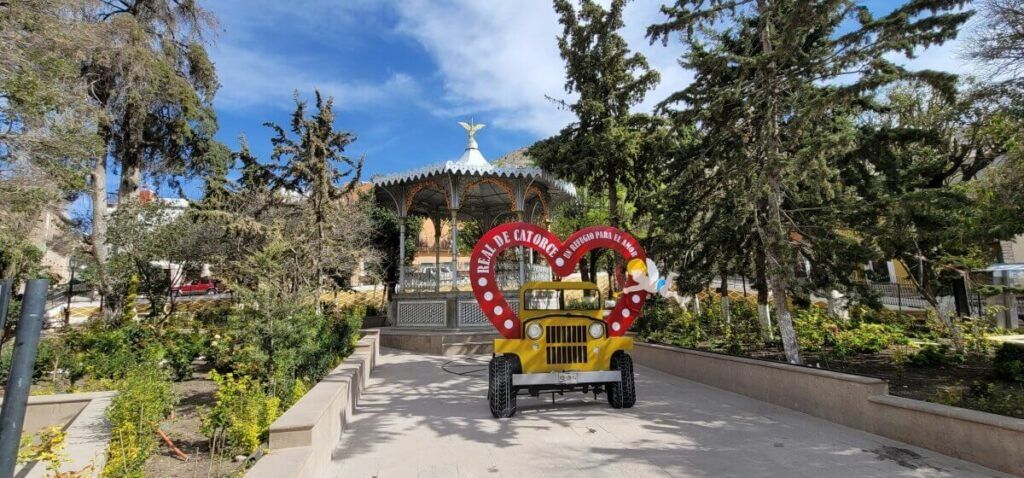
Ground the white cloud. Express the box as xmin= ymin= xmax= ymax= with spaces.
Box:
xmin=391 ymin=1 xmax=698 ymax=137
xmin=211 ymin=43 xmax=419 ymax=112
xmin=392 ymin=0 xmax=572 ymax=136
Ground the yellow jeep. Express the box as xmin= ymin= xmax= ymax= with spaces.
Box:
xmin=487 ymin=281 xmax=636 ymax=418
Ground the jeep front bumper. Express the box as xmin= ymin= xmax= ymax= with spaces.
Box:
xmin=512 ymin=370 xmax=621 ymax=386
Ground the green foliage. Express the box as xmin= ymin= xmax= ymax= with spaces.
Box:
xmin=531 ymin=0 xmax=661 ymax=229
xmin=102 ymin=368 xmax=176 ymax=478
xmin=208 ymin=299 xmax=364 ymax=402
xmin=201 ymin=371 xmax=280 ymax=455
xmin=931 ymin=381 xmax=1024 ymax=419
xmin=992 ymin=342 xmax=1024 ymax=382
xmin=910 ymin=344 xmax=965 ymax=368
xmin=18 ymin=426 xmax=69 ymax=477
xmin=163 ymin=329 xmax=208 ymax=381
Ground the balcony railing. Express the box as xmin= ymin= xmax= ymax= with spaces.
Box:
xmin=400 ymin=263 xmax=552 ymax=292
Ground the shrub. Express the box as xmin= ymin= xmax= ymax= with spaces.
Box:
xmin=102 ymin=367 xmax=176 ymax=478
xmin=909 ymin=344 xmax=964 ymax=368
xmin=18 ymin=426 xmax=69 ymax=476
xmin=835 ymin=323 xmax=908 ymax=355
xmin=993 ymin=342 xmax=1024 ymax=382
xmin=162 ymin=330 xmax=207 ymax=381
xmin=931 ymin=381 xmax=1024 ymax=419
xmin=202 ymin=371 xmax=280 ymax=454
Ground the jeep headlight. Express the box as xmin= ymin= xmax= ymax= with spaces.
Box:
xmin=526 ymin=323 xmax=543 ymax=340
xmin=589 ymin=322 xmax=604 ymax=339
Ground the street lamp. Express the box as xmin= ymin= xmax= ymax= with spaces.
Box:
xmin=63 ymin=258 xmax=86 ymax=326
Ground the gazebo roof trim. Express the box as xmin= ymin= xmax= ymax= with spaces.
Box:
xmin=371 ymin=161 xmax=576 ymax=197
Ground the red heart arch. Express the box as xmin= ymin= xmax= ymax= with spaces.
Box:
xmin=469 ymin=222 xmax=648 ymax=339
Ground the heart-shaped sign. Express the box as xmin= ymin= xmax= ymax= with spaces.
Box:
xmin=469 ymin=222 xmax=648 ymax=339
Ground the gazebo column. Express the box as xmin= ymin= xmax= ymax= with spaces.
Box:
xmin=449 ymin=209 xmax=460 ymax=290
xmin=397 ymin=215 xmax=407 ymax=293
xmin=433 ymin=215 xmax=442 ymax=292
xmin=515 ymin=209 xmax=526 ymax=286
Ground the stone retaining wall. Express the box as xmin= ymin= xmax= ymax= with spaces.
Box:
xmin=632 ymin=342 xmax=1024 ymax=476
xmin=245 ymin=330 xmax=379 ymax=478
xmin=5 ymin=391 xmax=116 ymax=478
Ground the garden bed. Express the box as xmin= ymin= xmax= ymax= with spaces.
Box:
xmin=142 ymin=360 xmax=246 ymax=478
xmin=637 ymin=295 xmax=1024 ymax=420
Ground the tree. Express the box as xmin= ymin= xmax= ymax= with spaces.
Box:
xmin=267 ymin=91 xmax=365 ymax=311
xmin=845 ymin=81 xmax=1015 ymax=321
xmin=649 ymin=0 xmax=971 ymax=364
xmin=531 ymin=0 xmax=660 ymax=235
xmin=1 ymin=0 xmax=103 ymax=283
xmin=367 ymin=206 xmax=420 ymax=302
xmin=969 ymin=0 xmax=1024 ymax=88
xmin=81 ymin=0 xmax=221 ymax=308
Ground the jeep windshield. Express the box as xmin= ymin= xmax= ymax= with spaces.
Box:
xmin=523 ymin=288 xmax=601 ymax=311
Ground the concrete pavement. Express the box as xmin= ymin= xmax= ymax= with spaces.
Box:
xmin=328 ymin=349 xmax=1010 ymax=477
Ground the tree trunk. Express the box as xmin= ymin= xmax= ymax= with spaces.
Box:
xmin=579 ymin=252 xmax=592 ymax=283
xmin=755 ymin=245 xmax=774 ymax=340
xmin=719 ymin=274 xmax=731 ymax=324
xmin=90 ymin=156 xmax=111 ymax=317
xmin=118 ymin=160 xmax=142 ymax=199
xmin=757 ymin=0 xmax=801 ymax=364
xmin=607 ymin=176 xmax=622 ymax=291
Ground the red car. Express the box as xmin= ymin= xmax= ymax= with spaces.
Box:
xmin=172 ymin=278 xmax=224 ymax=296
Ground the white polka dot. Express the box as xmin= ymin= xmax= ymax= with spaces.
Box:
xmin=494 ymin=306 xmax=504 ymax=315
xmin=555 ymin=258 xmax=565 ymax=267
xmin=622 ymin=309 xmax=631 ymax=318
xmin=503 ymin=319 xmax=514 ymax=329
xmin=484 ymin=291 xmax=494 ymax=301
xmin=611 ymin=322 xmax=621 ymax=331
xmin=631 ymin=294 xmax=640 ymax=304
xmin=477 ymin=277 xmax=488 ymax=287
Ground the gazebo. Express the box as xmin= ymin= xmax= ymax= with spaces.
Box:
xmin=372 ymin=121 xmax=575 ymax=330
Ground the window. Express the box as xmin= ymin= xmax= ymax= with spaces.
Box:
xmin=523 ymin=288 xmax=601 ymax=311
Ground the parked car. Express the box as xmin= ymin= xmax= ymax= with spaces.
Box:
xmin=419 ymin=264 xmax=453 ymax=281
xmin=172 ymin=278 xmax=224 ymax=296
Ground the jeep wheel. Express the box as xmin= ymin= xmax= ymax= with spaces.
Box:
xmin=607 ymin=352 xmax=636 ymax=409
xmin=488 ymin=355 xmax=517 ymax=418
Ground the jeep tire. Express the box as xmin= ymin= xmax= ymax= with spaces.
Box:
xmin=607 ymin=352 xmax=636 ymax=409
xmin=488 ymin=355 xmax=517 ymax=418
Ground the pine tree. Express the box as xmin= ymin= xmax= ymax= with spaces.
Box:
xmin=530 ymin=0 xmax=660 ymax=233
xmin=649 ymin=0 xmax=971 ymax=364
xmin=267 ymin=91 xmax=364 ymax=311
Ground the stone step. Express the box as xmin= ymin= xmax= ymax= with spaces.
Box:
xmin=441 ymin=332 xmax=498 ymax=344
xmin=441 ymin=341 xmax=494 ymax=356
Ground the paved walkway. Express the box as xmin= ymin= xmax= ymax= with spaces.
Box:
xmin=329 ymin=349 xmax=1009 ymax=478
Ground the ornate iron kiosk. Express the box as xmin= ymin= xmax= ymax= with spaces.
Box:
xmin=373 ymin=122 xmax=575 ymax=330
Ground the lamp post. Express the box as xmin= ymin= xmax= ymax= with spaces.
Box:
xmin=63 ymin=258 xmax=85 ymax=327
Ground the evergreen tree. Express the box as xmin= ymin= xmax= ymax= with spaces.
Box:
xmin=530 ymin=0 xmax=660 ymax=233
xmin=266 ymin=91 xmax=365 ymax=311
xmin=82 ymin=0 xmax=222 ymax=309
xmin=649 ymin=0 xmax=971 ymax=364
xmin=846 ymin=81 xmax=1013 ymax=317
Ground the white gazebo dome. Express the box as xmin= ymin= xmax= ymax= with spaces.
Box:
xmin=449 ymin=120 xmax=491 ymax=169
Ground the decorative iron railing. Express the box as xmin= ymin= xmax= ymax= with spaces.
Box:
xmin=399 ymin=263 xmax=552 ymax=292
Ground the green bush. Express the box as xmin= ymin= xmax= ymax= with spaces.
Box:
xmin=201 ymin=371 xmax=280 ymax=454
xmin=835 ymin=323 xmax=909 ymax=355
xmin=910 ymin=344 xmax=965 ymax=368
xmin=931 ymin=381 xmax=1024 ymax=419
xmin=993 ymin=342 xmax=1024 ymax=382
xmin=102 ymin=367 xmax=176 ymax=478
xmin=163 ymin=329 xmax=208 ymax=381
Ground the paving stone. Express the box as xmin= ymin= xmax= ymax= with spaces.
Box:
xmin=328 ymin=348 xmax=1011 ymax=478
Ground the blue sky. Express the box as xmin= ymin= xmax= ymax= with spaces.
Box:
xmin=143 ymin=0 xmax=969 ymax=199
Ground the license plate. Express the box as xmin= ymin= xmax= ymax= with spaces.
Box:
xmin=557 ymin=372 xmax=579 ymax=385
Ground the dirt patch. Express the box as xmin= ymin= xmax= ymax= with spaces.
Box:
xmin=142 ymin=361 xmax=245 ymax=478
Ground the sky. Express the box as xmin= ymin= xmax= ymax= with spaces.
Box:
xmin=144 ymin=0 xmax=972 ymax=199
